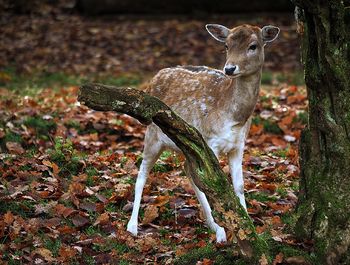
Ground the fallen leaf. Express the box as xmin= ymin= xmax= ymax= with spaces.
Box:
xmin=142 ymin=205 xmax=159 ymax=225
xmin=135 ymin=236 xmax=159 ymax=252
xmin=6 ymin=142 xmax=25 ymax=154
xmin=152 ymin=195 xmax=170 ymax=207
xmin=55 ymin=204 xmax=76 ymax=218
xmin=33 ymin=248 xmax=55 ymax=262
xmin=93 ymin=213 xmax=110 ymax=226
xmin=58 ymin=246 xmax=77 ymax=262
xmin=4 ymin=211 xmax=15 ymax=225
xmin=273 ymin=252 xmax=284 ymax=265
xmin=71 ymin=214 xmax=90 ymax=227
xmin=109 ymin=183 xmax=131 ymax=202
xmin=237 ymin=228 xmax=247 ymax=240
xmin=259 ymin=254 xmax=269 ymax=265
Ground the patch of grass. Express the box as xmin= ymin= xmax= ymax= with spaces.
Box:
xmin=175 ymin=244 xmax=241 ymax=265
xmin=93 ymin=239 xmax=130 ymax=253
xmin=268 ymin=238 xmax=316 ymax=265
xmin=194 ymin=225 xmax=211 ymax=235
xmin=160 ymin=150 xmax=172 ymax=160
xmin=281 ymin=212 xmax=298 ymax=232
xmin=252 ymin=117 xmax=283 ymax=135
xmin=276 ymin=186 xmax=288 ymax=197
xmin=105 ymin=203 xmax=118 ymax=213
xmin=24 ymin=116 xmax=57 ymax=137
xmin=84 ymin=225 xmax=105 ymax=237
xmin=100 ymin=189 xmax=114 ymax=199
xmin=290 ymin=71 xmax=305 ymax=86
xmin=99 ymin=74 xmax=142 ymax=87
xmin=120 ymin=156 xmax=129 ymax=168
xmin=0 ymin=201 xmax=35 ymax=218
xmin=48 ymin=137 xmax=82 ymax=176
xmin=276 ymin=73 xmax=288 ymax=83
xmin=153 ymin=161 xmax=173 ymax=173
xmin=0 ymin=67 xmax=85 ymax=91
xmin=260 ymin=95 xmax=271 ymax=102
xmin=3 ymin=131 xmax=23 ymax=143
xmin=294 ymin=111 xmax=308 ymax=125
xmin=261 ymin=71 xmax=273 ymax=85
xmin=276 ymin=71 xmax=305 ymax=86
xmin=291 ymin=182 xmax=299 ymax=192
xmin=86 ymin=166 xmax=98 ymax=186
xmin=5 ymin=250 xmax=23 ymax=265
xmin=43 ymin=237 xmax=61 ymax=257
xmin=247 ymin=192 xmax=277 ymax=203
xmin=0 ymin=67 xmax=143 ymax=94
xmin=118 ymin=260 xmax=131 ymax=265
xmin=83 ymin=255 xmax=95 ymax=265
xmin=86 ymin=166 xmax=98 ymax=177
xmin=109 ymin=118 xmax=124 ymax=126
xmin=272 ymin=147 xmax=289 ymax=158
xmin=263 ymin=120 xmax=283 ymax=134
xmin=64 ymin=120 xmax=81 ymax=131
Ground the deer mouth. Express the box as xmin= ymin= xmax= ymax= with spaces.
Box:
xmin=226 ymin=73 xmax=242 ymax=79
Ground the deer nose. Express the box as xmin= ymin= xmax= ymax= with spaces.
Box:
xmin=224 ymin=65 xmax=237 ymax=76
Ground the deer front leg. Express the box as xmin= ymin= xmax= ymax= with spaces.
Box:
xmin=228 ymin=146 xmax=247 ymax=210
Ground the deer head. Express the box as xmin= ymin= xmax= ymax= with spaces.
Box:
xmin=206 ymin=24 xmax=280 ymax=77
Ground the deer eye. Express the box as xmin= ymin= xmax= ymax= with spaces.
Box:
xmin=225 ymin=44 xmax=228 ymax=50
xmin=249 ymin=44 xmax=257 ymax=51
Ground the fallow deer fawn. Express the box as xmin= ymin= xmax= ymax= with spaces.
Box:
xmin=127 ymin=24 xmax=279 ymax=242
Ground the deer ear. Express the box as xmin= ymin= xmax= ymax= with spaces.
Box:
xmin=206 ymin=24 xmax=230 ymax=42
xmin=261 ymin=25 xmax=280 ymax=43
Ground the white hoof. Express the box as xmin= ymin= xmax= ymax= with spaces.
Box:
xmin=215 ymin=226 xmax=227 ymax=243
xmin=127 ymin=221 xmax=138 ymax=236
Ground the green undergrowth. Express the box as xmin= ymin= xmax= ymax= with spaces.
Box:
xmin=0 ymin=67 xmax=143 ymax=92
xmin=174 ymin=244 xmax=242 ymax=265
xmin=0 ymin=201 xmax=36 ymax=219
xmin=48 ymin=137 xmax=83 ymax=176
xmin=261 ymin=71 xmax=305 ymax=86
xmin=252 ymin=116 xmax=283 ymax=135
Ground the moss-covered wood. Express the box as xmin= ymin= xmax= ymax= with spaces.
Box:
xmin=78 ymin=83 xmax=269 ymax=263
xmin=292 ymin=1 xmax=350 ymax=264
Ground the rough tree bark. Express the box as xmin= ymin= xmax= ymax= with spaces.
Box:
xmin=78 ymin=83 xmax=269 ymax=263
xmin=292 ymin=1 xmax=350 ymax=264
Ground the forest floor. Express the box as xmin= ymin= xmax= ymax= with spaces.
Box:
xmin=0 ymin=12 xmax=311 ymax=265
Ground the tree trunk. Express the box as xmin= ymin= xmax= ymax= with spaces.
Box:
xmin=78 ymin=83 xmax=269 ymax=263
xmin=292 ymin=1 xmax=350 ymax=264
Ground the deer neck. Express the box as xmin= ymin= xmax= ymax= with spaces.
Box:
xmin=225 ymin=69 xmax=262 ymax=124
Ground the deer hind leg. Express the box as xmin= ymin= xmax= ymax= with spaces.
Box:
xmin=228 ymin=146 xmax=247 ymax=210
xmin=187 ymin=166 xmax=227 ymax=243
xmin=127 ymin=128 xmax=163 ymax=236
